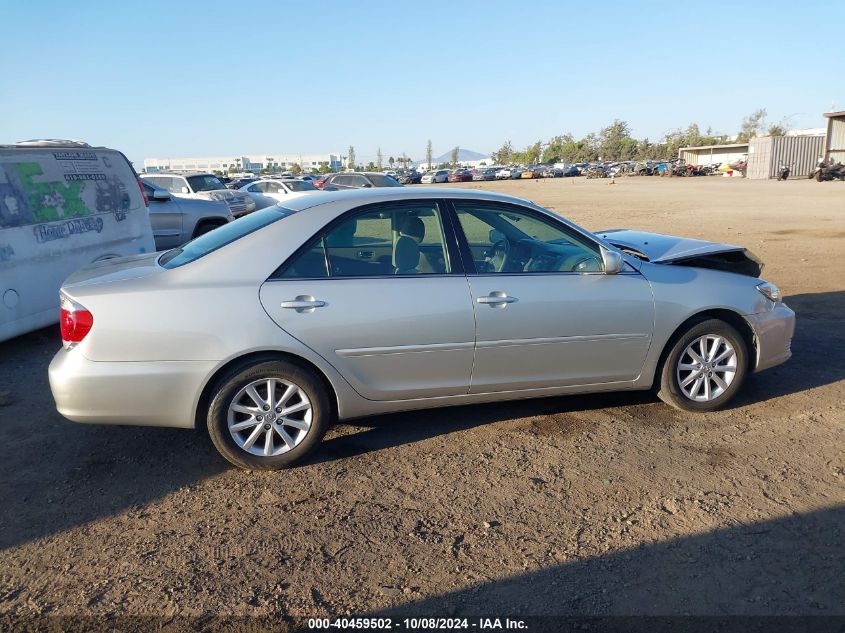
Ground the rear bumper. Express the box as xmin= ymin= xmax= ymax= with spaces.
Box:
xmin=48 ymin=349 xmax=216 ymax=428
xmin=747 ymin=302 xmax=795 ymax=372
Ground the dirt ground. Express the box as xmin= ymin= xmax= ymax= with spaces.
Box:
xmin=0 ymin=176 xmax=843 ymax=625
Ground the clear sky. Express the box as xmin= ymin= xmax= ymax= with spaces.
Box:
xmin=3 ymin=0 xmax=843 ymax=165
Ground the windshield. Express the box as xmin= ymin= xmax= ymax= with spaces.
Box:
xmin=284 ymin=180 xmax=318 ymax=192
xmin=367 ymin=174 xmax=402 ymax=187
xmin=187 ymin=174 xmax=228 ymax=192
xmin=159 ymin=207 xmax=292 ymax=269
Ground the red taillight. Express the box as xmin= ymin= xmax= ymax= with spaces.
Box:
xmin=60 ymin=296 xmax=93 ymax=348
xmin=137 ymin=176 xmax=149 ymax=206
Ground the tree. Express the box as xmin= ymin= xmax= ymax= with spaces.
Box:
xmin=365 ymin=161 xmax=377 ymax=171
xmin=425 ymin=140 xmax=433 ymax=171
xmin=347 ymin=146 xmax=356 ymax=171
xmin=377 ymin=147 xmax=383 ymax=170
xmin=389 ymin=156 xmax=395 ymax=169
xmin=450 ymin=146 xmax=460 ymax=168
xmin=597 ymin=120 xmax=638 ymax=161
xmin=493 ymin=140 xmax=513 ymax=165
xmin=401 ymin=152 xmax=409 ymax=169
xmin=767 ymin=121 xmax=789 ymax=136
xmin=525 ymin=140 xmax=542 ymax=165
xmin=736 ymin=108 xmax=767 ymax=143
xmin=290 ymin=163 xmax=302 ymax=176
xmin=317 ymin=161 xmax=332 ymax=174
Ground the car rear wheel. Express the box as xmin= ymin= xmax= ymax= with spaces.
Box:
xmin=657 ymin=319 xmax=749 ymax=412
xmin=207 ymin=360 xmax=331 ymax=470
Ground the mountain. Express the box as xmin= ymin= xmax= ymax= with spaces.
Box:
xmin=431 ymin=148 xmax=489 ymax=163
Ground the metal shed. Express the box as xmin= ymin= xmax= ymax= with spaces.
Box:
xmin=823 ymin=111 xmax=845 ymax=164
xmin=678 ymin=143 xmax=748 ymax=166
xmin=746 ymin=135 xmax=825 ymax=179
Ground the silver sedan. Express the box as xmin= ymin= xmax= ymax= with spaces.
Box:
xmin=49 ymin=189 xmax=795 ymax=470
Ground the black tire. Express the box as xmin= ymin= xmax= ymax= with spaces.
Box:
xmin=207 ymin=360 xmax=331 ymax=470
xmin=193 ymin=221 xmax=223 ymax=239
xmin=657 ymin=318 xmax=749 ymax=412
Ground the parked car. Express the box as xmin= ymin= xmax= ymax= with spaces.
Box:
xmin=49 ymin=188 xmax=794 ymax=470
xmin=142 ymin=180 xmax=232 ymax=250
xmin=0 ymin=139 xmax=154 ymax=343
xmin=320 ymin=172 xmax=404 ymax=191
xmin=562 ymin=165 xmax=581 ymax=177
xmin=447 ymin=169 xmax=473 ymax=183
xmin=299 ymin=174 xmax=320 ymax=184
xmin=239 ymin=179 xmax=321 ymax=209
xmin=496 ymin=167 xmax=514 ymax=180
xmin=473 ymin=168 xmax=497 ymax=181
xmin=421 ymin=169 xmax=449 ymax=184
xmin=226 ymin=177 xmax=257 ymax=190
xmin=143 ymin=172 xmax=255 ymax=217
xmin=520 ymin=167 xmax=542 ymax=179
xmin=397 ymin=170 xmax=423 ymax=184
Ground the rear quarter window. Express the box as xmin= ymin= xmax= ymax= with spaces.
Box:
xmin=159 ymin=206 xmax=292 ymax=269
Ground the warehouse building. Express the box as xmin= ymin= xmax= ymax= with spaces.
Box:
xmin=823 ymin=111 xmax=845 ymax=164
xmin=678 ymin=143 xmax=748 ymax=167
xmin=143 ymin=153 xmax=343 ymax=174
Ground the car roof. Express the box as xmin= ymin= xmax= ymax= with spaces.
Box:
xmin=274 ymin=186 xmax=534 ymax=212
xmin=144 ymin=172 xmax=215 ymax=178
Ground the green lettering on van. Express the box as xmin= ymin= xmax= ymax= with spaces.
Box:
xmin=13 ymin=163 xmax=89 ymax=222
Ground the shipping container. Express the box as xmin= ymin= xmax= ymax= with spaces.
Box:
xmin=824 ymin=112 xmax=845 ymax=164
xmin=746 ymin=135 xmax=825 ymax=179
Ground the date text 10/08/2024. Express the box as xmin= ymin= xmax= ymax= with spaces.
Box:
xmin=307 ymin=617 xmax=528 ymax=630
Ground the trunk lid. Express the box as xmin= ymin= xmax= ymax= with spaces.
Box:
xmin=62 ymin=251 xmax=163 ymax=290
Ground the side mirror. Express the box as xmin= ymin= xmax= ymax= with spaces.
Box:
xmin=601 ymin=247 xmax=624 ymax=274
xmin=360 ymin=183 xmax=373 ymax=188
xmin=181 ymin=187 xmax=190 ymax=194
xmin=152 ymin=189 xmax=171 ymax=201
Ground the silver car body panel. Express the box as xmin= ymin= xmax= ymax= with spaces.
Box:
xmin=465 ymin=273 xmax=654 ymax=391
xmin=49 ymin=188 xmax=795 ymax=428
xmin=144 ymin=184 xmax=231 ymax=250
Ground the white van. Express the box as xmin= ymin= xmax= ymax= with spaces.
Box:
xmin=0 ymin=140 xmax=154 ymax=342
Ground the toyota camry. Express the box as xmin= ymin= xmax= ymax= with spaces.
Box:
xmin=49 ymin=188 xmax=795 ymax=469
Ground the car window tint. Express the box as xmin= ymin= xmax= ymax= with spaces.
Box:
xmin=247 ymin=184 xmax=262 ymax=192
xmin=453 ymin=202 xmax=601 ymax=274
xmin=285 ymin=180 xmax=317 ymax=191
xmin=277 ymin=203 xmax=450 ymax=278
xmin=277 ymin=238 xmax=329 ymax=278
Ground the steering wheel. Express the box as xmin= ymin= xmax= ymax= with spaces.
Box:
xmin=483 ymin=238 xmax=509 ymax=272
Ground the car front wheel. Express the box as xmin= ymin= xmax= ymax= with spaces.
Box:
xmin=658 ymin=319 xmax=749 ymax=412
xmin=207 ymin=360 xmax=331 ymax=470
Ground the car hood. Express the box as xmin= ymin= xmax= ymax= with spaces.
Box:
xmin=195 ymin=189 xmax=248 ymax=201
xmin=597 ymin=229 xmax=744 ymax=262
xmin=596 ymin=229 xmax=763 ymax=276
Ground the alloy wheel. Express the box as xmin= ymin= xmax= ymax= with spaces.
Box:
xmin=676 ymin=335 xmax=737 ymax=402
xmin=227 ymin=378 xmax=312 ymax=456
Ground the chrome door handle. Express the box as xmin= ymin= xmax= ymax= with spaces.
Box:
xmin=280 ymin=295 xmax=326 ymax=313
xmin=477 ymin=291 xmax=517 ymax=306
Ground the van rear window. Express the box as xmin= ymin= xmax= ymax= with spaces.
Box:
xmin=158 ymin=206 xmax=292 ymax=269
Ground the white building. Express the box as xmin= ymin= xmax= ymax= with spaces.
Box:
xmin=143 ymin=152 xmax=343 ymax=174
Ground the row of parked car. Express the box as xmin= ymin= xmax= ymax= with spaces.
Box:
xmin=143 ymin=156 xmax=734 ymax=252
